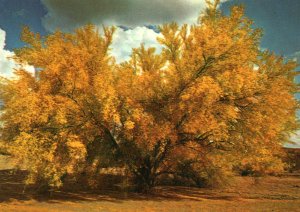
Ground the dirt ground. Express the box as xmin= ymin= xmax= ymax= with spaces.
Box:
xmin=0 ymin=155 xmax=299 ymax=212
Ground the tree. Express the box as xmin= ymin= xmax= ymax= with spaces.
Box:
xmin=0 ymin=1 xmax=299 ymax=191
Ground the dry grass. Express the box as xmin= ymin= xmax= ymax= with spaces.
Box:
xmin=0 ymin=155 xmax=299 ymax=212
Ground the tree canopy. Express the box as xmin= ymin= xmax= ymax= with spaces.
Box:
xmin=0 ymin=1 xmax=299 ymax=191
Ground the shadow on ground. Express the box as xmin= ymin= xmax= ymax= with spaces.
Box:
xmin=0 ymin=169 xmax=240 ymax=204
xmin=0 ymin=169 xmax=299 ymax=205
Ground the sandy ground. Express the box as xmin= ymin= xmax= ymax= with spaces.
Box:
xmin=0 ymin=155 xmax=299 ymax=212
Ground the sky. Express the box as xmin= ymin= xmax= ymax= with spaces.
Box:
xmin=0 ymin=0 xmax=299 ymax=145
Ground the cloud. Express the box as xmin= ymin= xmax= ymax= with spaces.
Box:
xmin=291 ymin=51 xmax=300 ymax=63
xmin=110 ymin=26 xmax=162 ymax=63
xmin=0 ymin=29 xmax=5 ymax=50
xmin=40 ymin=0 xmax=229 ymax=62
xmin=284 ymin=51 xmax=300 ymax=148
xmin=40 ymin=0 xmax=228 ymax=32
xmin=0 ymin=28 xmax=34 ymax=79
xmin=285 ymin=131 xmax=300 ymax=148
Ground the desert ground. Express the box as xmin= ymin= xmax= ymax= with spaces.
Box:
xmin=0 ymin=155 xmax=299 ymax=212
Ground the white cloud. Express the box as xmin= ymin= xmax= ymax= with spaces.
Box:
xmin=40 ymin=0 xmax=229 ymax=32
xmin=291 ymin=51 xmax=300 ymax=62
xmin=110 ymin=26 xmax=162 ymax=63
xmin=286 ymin=51 xmax=300 ymax=148
xmin=40 ymin=0 xmax=229 ymax=63
xmin=0 ymin=29 xmax=5 ymax=50
xmin=285 ymin=131 xmax=300 ymax=148
xmin=0 ymin=28 xmax=34 ymax=79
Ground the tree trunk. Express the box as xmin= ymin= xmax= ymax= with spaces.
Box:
xmin=130 ymin=140 xmax=171 ymax=193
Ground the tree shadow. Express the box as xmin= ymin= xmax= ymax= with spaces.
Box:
xmin=0 ymin=169 xmax=239 ymax=204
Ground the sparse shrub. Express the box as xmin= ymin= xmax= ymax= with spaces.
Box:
xmin=236 ymin=148 xmax=287 ymax=176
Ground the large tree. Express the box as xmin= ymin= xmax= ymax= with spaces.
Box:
xmin=0 ymin=1 xmax=299 ymax=191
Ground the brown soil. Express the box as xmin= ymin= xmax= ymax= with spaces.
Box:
xmin=0 ymin=156 xmax=299 ymax=211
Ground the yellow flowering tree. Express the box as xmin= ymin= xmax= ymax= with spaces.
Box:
xmin=0 ymin=1 xmax=298 ymax=191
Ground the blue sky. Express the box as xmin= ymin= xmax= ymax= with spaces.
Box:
xmin=0 ymin=0 xmax=299 ymax=56
xmin=0 ymin=0 xmax=47 ymax=50
xmin=0 ymin=0 xmax=299 ymax=144
xmin=221 ymin=0 xmax=300 ymax=56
